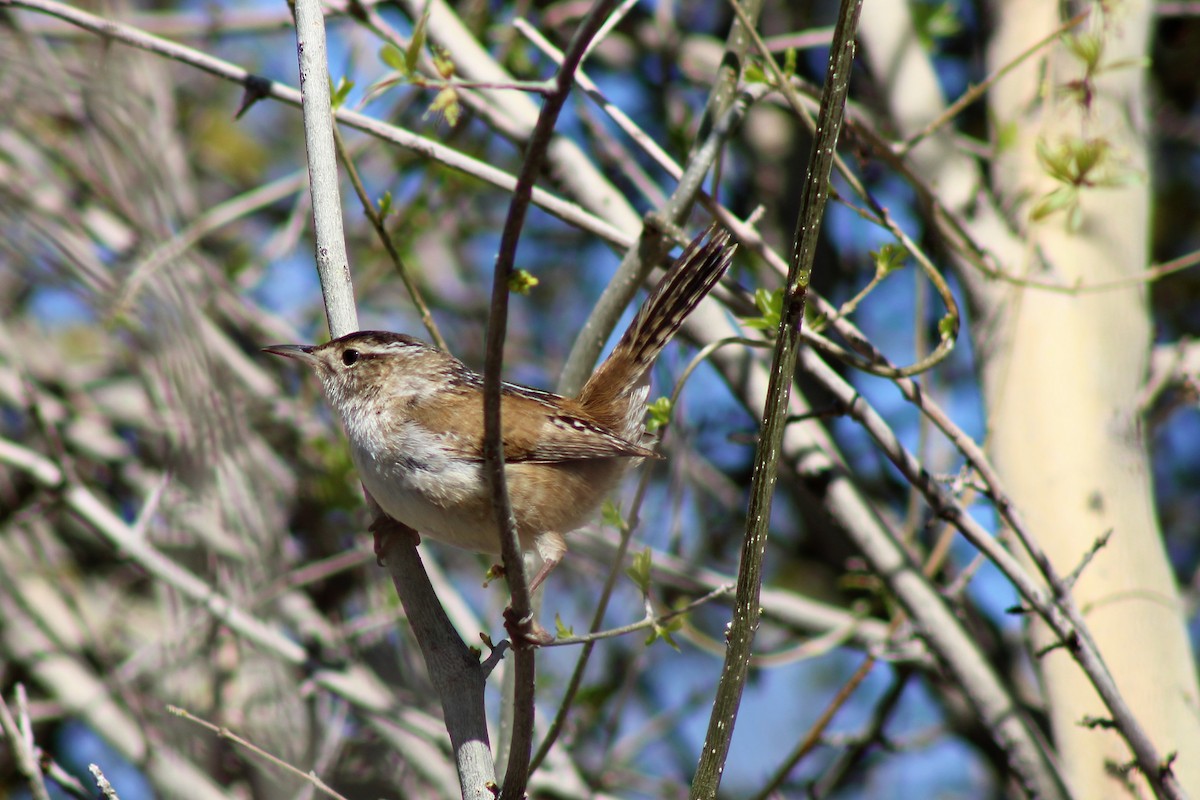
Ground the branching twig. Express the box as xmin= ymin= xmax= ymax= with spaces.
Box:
xmin=3 ymin=0 xmax=631 ymax=246
xmin=169 ymin=706 xmax=350 ymax=800
xmin=0 ymin=687 xmax=52 ymax=800
xmin=690 ymin=1 xmax=861 ymax=797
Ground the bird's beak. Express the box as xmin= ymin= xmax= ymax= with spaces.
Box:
xmin=262 ymin=344 xmax=318 ymax=365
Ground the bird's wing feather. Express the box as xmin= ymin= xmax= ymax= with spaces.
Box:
xmin=411 ymin=380 xmax=658 ymax=463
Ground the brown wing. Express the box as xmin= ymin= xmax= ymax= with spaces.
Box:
xmin=516 ymin=412 xmax=658 ymax=462
xmin=499 ymin=385 xmax=658 ymax=463
xmin=412 ymin=380 xmax=658 ymax=463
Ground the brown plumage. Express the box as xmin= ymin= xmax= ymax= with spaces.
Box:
xmin=264 ymin=226 xmax=735 ymax=640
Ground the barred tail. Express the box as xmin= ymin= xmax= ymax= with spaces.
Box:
xmin=618 ymin=224 xmax=734 ymax=372
xmin=579 ymin=225 xmax=735 ymax=432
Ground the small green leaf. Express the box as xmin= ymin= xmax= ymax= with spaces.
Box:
xmin=554 ymin=614 xmax=575 ymax=639
xmin=1067 ymin=203 xmax=1084 ymax=233
xmin=507 ymin=268 xmax=539 ymax=295
xmin=1073 ymin=139 xmax=1104 ymax=176
xmin=756 ymin=286 xmax=783 ymax=316
xmin=601 ymin=499 xmax=627 ymax=531
xmin=1106 ymin=56 xmax=1152 ymax=73
xmin=1030 ymin=186 xmax=1077 ymax=221
xmin=1064 ymin=32 xmax=1103 ymax=71
xmin=407 ymin=11 xmax=429 ymax=75
xmin=330 ymin=76 xmax=354 ymax=109
xmin=937 ymin=313 xmax=957 ymax=341
xmin=1032 ymin=134 xmax=1139 ymax=226
xmin=645 ymin=616 xmax=683 ymax=650
xmin=380 ymin=43 xmax=407 ymax=72
xmin=644 ymin=396 xmax=672 ymax=433
xmin=742 ymin=286 xmax=783 ymax=332
xmin=482 ymin=563 xmax=505 ymax=588
xmin=782 ymin=48 xmax=797 ymax=79
xmin=871 ymin=243 xmax=909 ymax=277
xmin=744 ymin=62 xmax=767 ymax=85
xmin=377 ymin=191 xmax=393 ymax=218
xmin=912 ymin=1 xmax=962 ymax=49
xmin=1036 ymin=138 xmax=1075 ymax=183
xmin=626 ymin=547 xmax=652 ymax=594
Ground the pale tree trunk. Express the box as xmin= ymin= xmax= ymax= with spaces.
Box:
xmin=981 ymin=1 xmax=1200 ymax=796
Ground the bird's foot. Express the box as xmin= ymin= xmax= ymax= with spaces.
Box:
xmin=503 ymin=606 xmax=554 ymax=648
xmin=369 ymin=514 xmax=420 ymax=566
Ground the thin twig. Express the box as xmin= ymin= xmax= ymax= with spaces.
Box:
xmin=88 ymin=765 xmax=121 ymax=800
xmin=168 ymin=706 xmax=351 ymax=800
xmin=729 ymin=0 xmax=960 ymax=378
xmin=807 ymin=671 xmax=912 ymax=798
xmin=557 ymin=87 xmax=761 ymax=394
xmin=689 ymin=1 xmax=861 ymax=797
xmin=752 ymin=487 xmax=971 ymax=800
xmin=894 ymin=9 xmax=1091 ymax=157
xmin=293 ymin=0 xmax=356 ymax=336
xmin=0 ymin=687 xmax=52 ymax=800
xmin=548 ymin=585 xmax=732 ymax=646
xmin=331 ymin=124 xmax=448 ymax=350
xmin=513 ymin=17 xmax=681 ymax=182
xmin=481 ymin=3 xmax=625 ymax=797
xmin=112 ymin=170 xmax=308 ymax=319
xmin=3 ymin=0 xmax=631 ymax=247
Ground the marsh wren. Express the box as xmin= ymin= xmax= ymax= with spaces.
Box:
xmin=265 ymin=226 xmax=734 ymax=635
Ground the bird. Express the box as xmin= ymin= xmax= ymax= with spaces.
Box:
xmin=264 ymin=226 xmax=734 ymax=642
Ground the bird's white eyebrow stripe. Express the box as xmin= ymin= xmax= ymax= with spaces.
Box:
xmin=449 ymin=370 xmax=564 ymax=405
xmin=381 ymin=340 xmax=423 ymax=351
xmin=504 ymin=383 xmax=561 ymax=402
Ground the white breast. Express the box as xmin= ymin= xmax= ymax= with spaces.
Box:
xmin=343 ymin=415 xmax=503 ymax=553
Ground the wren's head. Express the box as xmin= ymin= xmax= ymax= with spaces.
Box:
xmin=263 ymin=330 xmax=462 ymax=414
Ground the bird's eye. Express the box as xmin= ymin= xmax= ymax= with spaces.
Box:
xmin=342 ymin=349 xmax=360 ymax=366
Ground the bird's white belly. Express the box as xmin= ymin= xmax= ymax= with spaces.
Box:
xmin=346 ymin=422 xmax=503 ymax=553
